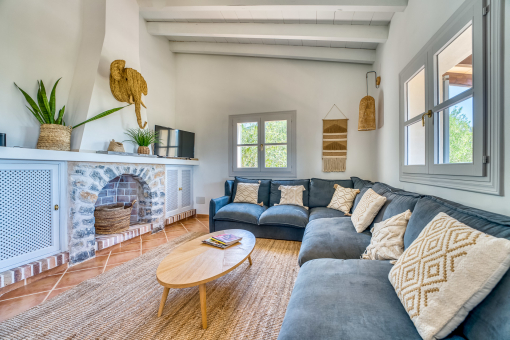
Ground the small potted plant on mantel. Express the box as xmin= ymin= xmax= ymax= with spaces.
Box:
xmin=124 ymin=128 xmax=160 ymax=155
xmin=15 ymin=78 xmax=128 ymax=151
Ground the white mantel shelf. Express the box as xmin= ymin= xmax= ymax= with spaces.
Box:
xmin=0 ymin=147 xmax=200 ymax=166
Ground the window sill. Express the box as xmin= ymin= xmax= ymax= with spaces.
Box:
xmin=399 ymin=171 xmax=502 ymax=196
xmin=229 ymin=169 xmax=297 ymax=178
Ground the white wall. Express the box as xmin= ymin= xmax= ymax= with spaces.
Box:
xmin=139 ymin=16 xmax=176 ymax=130
xmin=174 ymin=54 xmax=376 ymax=214
xmin=0 ymin=0 xmax=83 ymax=148
xmin=372 ymin=0 xmax=510 ymax=215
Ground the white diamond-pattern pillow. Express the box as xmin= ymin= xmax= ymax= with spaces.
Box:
xmin=233 ymin=182 xmax=263 ymax=206
xmin=351 ymin=188 xmax=386 ymax=233
xmin=327 ymin=184 xmax=360 ymax=215
xmin=277 ymin=185 xmax=306 ymax=208
xmin=389 ymin=212 xmax=510 ymax=340
xmin=362 ymin=209 xmax=412 ymax=260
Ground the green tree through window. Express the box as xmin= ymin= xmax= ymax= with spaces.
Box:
xmin=448 ymin=106 xmax=473 ymax=163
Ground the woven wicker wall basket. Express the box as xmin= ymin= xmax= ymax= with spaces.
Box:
xmin=358 ymin=95 xmax=376 ymax=131
xmin=94 ymin=200 xmax=136 ymax=235
xmin=36 ymin=124 xmax=72 ymax=151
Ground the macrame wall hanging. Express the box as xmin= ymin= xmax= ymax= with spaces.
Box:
xmin=323 ymin=104 xmax=348 ymax=172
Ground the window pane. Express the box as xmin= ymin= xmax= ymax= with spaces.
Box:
xmin=237 ymin=122 xmax=258 ymax=145
xmin=265 ymin=145 xmax=287 ymax=168
xmin=237 ymin=146 xmax=258 ymax=168
xmin=265 ymin=120 xmax=287 ymax=143
xmin=406 ymin=121 xmax=425 ymax=165
xmin=436 ymin=97 xmax=473 ymax=164
xmin=406 ymin=69 xmax=426 ymax=120
xmin=437 ymin=25 xmax=472 ymax=104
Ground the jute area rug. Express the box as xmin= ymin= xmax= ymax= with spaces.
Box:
xmin=0 ymin=232 xmax=301 ymax=340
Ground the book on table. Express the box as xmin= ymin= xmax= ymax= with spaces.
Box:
xmin=202 ymin=234 xmax=243 ymax=249
xmin=211 ymin=233 xmax=243 ymax=245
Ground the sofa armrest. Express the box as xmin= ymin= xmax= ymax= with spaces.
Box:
xmin=209 ymin=196 xmax=231 ymax=233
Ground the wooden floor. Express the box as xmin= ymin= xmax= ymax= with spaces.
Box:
xmin=0 ymin=217 xmax=209 ymax=322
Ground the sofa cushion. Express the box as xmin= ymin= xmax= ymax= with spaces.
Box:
xmin=381 ymin=191 xmax=421 ymax=221
xmin=225 ymin=180 xmax=234 ymax=198
xmin=213 ymin=203 xmax=267 ymax=225
xmin=269 ymin=179 xmax=310 ymax=207
xmin=278 ymin=259 xmax=423 ymax=340
xmin=352 ymin=183 xmax=374 ymax=211
xmin=351 ymin=176 xmax=373 ymax=190
xmin=259 ymin=205 xmax=309 ymax=228
xmin=404 ymin=195 xmax=510 ymax=340
xmin=298 ymin=217 xmax=371 ymax=265
xmin=309 ymin=207 xmax=346 ymax=222
xmin=232 ymin=177 xmax=271 ymax=207
xmin=309 ymin=178 xmax=353 ymax=208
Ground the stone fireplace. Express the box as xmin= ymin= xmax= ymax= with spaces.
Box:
xmin=68 ymin=162 xmax=165 ymax=264
xmin=95 ymin=175 xmax=143 ymax=225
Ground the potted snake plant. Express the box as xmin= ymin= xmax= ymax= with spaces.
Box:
xmin=124 ymin=128 xmax=160 ymax=155
xmin=15 ymin=78 xmax=128 ymax=151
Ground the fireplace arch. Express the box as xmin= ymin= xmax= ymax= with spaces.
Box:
xmin=68 ymin=162 xmax=165 ymax=264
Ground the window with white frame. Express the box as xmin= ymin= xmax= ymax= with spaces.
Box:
xmin=399 ymin=0 xmax=502 ymax=195
xmin=229 ymin=111 xmax=296 ymax=177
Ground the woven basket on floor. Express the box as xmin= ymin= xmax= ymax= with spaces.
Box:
xmin=37 ymin=124 xmax=73 ymax=151
xmin=94 ymin=200 xmax=136 ymax=235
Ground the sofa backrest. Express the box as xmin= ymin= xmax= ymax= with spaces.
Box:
xmin=269 ymin=179 xmax=310 ymax=207
xmin=405 ymin=195 xmax=510 ymax=340
xmin=225 ymin=180 xmax=234 ymax=198
xmin=308 ymin=178 xmax=353 ymax=208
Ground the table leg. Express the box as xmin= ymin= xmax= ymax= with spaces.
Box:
xmin=158 ymin=287 xmax=170 ymax=317
xmin=199 ymin=284 xmax=207 ymax=329
xmin=248 ymin=255 xmax=252 ymax=265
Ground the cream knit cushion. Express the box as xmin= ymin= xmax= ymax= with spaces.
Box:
xmin=389 ymin=212 xmax=510 ymax=340
xmin=351 ymin=189 xmax=386 ymax=233
xmin=327 ymin=184 xmax=360 ymax=215
xmin=362 ymin=209 xmax=412 ymax=260
xmin=233 ymin=182 xmax=263 ymax=206
xmin=277 ymin=185 xmax=306 ymax=208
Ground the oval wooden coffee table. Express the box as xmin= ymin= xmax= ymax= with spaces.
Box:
xmin=156 ymin=229 xmax=256 ymax=329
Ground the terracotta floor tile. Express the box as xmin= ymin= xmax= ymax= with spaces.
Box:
xmin=106 ymin=250 xmax=140 ymax=266
xmin=182 ymin=223 xmax=209 ymax=233
xmin=46 ymin=286 xmax=75 ymax=300
xmin=0 ymin=274 xmax=62 ymax=301
xmin=141 ymin=231 xmax=167 ymax=241
xmin=68 ymin=255 xmax=109 ymax=272
xmin=96 ymin=244 xmax=119 ymax=256
xmin=122 ymin=236 xmax=141 ymax=245
xmin=0 ymin=292 xmax=47 ymax=322
xmin=56 ymin=267 xmax=103 ymax=289
xmin=113 ymin=242 xmax=141 ymax=253
xmin=142 ymin=238 xmax=166 ymax=249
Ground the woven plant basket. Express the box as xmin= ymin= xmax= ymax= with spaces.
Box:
xmin=107 ymin=139 xmax=125 ymax=152
xmin=137 ymin=146 xmax=150 ymax=155
xmin=37 ymin=124 xmax=72 ymax=151
xmin=94 ymin=200 xmax=136 ymax=235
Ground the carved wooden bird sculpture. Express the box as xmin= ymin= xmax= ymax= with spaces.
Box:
xmin=109 ymin=60 xmax=148 ymax=129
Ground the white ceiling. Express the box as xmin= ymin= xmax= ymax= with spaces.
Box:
xmin=139 ymin=1 xmax=407 ymax=63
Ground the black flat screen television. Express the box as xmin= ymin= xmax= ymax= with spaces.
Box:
xmin=154 ymin=125 xmax=195 ymax=158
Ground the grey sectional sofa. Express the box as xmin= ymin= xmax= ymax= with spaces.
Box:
xmin=209 ymin=177 xmax=510 ymax=340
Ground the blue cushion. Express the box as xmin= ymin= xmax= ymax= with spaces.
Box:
xmin=259 ymin=205 xmax=309 ymax=228
xmin=278 ymin=259 xmax=423 ymax=340
xmin=298 ymin=217 xmax=371 ymax=266
xmin=269 ymin=179 xmax=310 ymax=207
xmin=213 ymin=203 xmax=266 ymax=225
xmin=309 ymin=207 xmax=346 ymax=222
xmin=231 ymin=177 xmax=271 ymax=207
xmin=351 ymin=176 xmax=373 ymax=190
xmin=308 ymin=178 xmax=353 ymax=208
xmin=381 ymin=191 xmax=421 ymax=220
